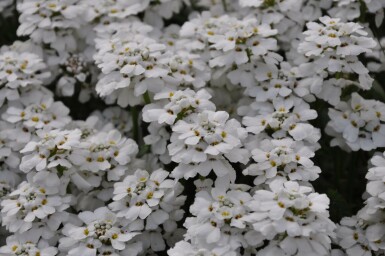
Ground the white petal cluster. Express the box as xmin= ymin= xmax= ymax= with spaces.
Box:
xmin=180 ymin=14 xmax=280 ymax=81
xmin=0 ymin=231 xmax=58 ymax=256
xmin=334 ymin=152 xmax=385 ymax=255
xmin=243 ymin=97 xmax=320 ymax=143
xmin=244 ymin=138 xmax=320 ymax=185
xmin=329 ymin=0 xmax=385 ymax=26
xmin=170 ymin=110 xmax=248 ymax=180
xmin=20 ymin=129 xmax=81 ymax=172
xmin=82 ymin=0 xmax=187 ymax=21
xmin=17 ymin=0 xmax=85 ymax=50
xmin=92 ymin=106 xmax=133 ymax=136
xmin=166 ymin=51 xmax=211 ymax=89
xmin=1 ymin=0 xmax=385 ymax=255
xmin=168 ymin=240 xmax=236 ymax=256
xmin=56 ymin=53 xmax=92 ymax=99
xmin=298 ymin=16 xmax=377 ymax=105
xmin=327 ymin=93 xmax=385 ymax=151
xmin=69 ymin=130 xmax=138 ymax=180
xmin=143 ymin=89 xmax=215 ymax=125
xmin=1 ymin=172 xmax=70 ymax=235
xmin=245 ymin=181 xmax=335 ymax=255
xmin=0 ymin=47 xmax=50 ymax=107
xmin=94 ymin=31 xmax=170 ymax=107
xmin=2 ymin=90 xmax=71 ymax=130
xmin=0 ymin=170 xmax=20 ymax=203
xmin=59 ymin=207 xmax=140 ymax=255
xmin=183 ymin=183 xmax=254 ymax=254
xmin=110 ymin=169 xmax=180 ymax=222
xmin=109 ymin=169 xmax=186 ymax=253
xmin=299 ymin=16 xmax=376 ymax=60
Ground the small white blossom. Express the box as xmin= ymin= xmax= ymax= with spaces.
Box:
xmin=244 ymin=138 xmax=320 ymax=185
xmin=243 ymin=96 xmax=320 ymax=143
xmin=0 ymin=231 xmax=58 ymax=256
xmin=0 ymin=47 xmax=50 ymax=106
xmin=110 ymin=169 xmax=181 ymax=226
xmin=298 ymin=16 xmax=377 ymax=92
xmin=2 ymin=91 xmax=71 ymax=130
xmin=20 ymin=129 xmax=81 ymax=172
xmin=185 ymin=183 xmax=253 ymax=251
xmin=59 ymin=207 xmax=140 ymax=255
xmin=169 ymin=110 xmax=248 ymax=180
xmin=1 ymin=172 xmax=70 ymax=233
xmin=95 ymin=32 xmax=171 ymax=107
xmin=17 ymin=0 xmax=85 ymax=50
xmin=327 ymin=93 xmax=385 ymax=151
xmin=143 ymin=89 xmax=215 ymax=125
xmin=244 ymin=181 xmax=335 ymax=254
xmin=69 ymin=130 xmax=138 ymax=180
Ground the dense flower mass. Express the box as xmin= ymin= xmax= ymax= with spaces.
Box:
xmin=0 ymin=0 xmax=385 ymax=255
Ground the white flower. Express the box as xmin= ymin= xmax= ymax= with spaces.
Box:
xmin=54 ymin=52 xmax=91 ymax=98
xmin=0 ymin=169 xmax=20 ymax=203
xmin=233 ymin=62 xmax=311 ymax=103
xmin=244 ymin=181 xmax=335 ymax=243
xmin=0 ymin=47 xmax=50 ymax=106
xmin=146 ymin=0 xmax=187 ymax=19
xmin=257 ymin=234 xmax=335 ymax=256
xmin=165 ymin=51 xmax=211 ymax=89
xmin=144 ymin=122 xmax=171 ymax=162
xmin=80 ymin=0 xmax=150 ymax=20
xmin=168 ymin=240 xmax=237 ymax=256
xmin=0 ymin=231 xmax=58 ymax=256
xmin=366 ymin=153 xmax=385 ymax=200
xmin=298 ymin=16 xmax=377 ymax=91
xmin=243 ymin=96 xmax=320 ymax=143
xmin=180 ymin=14 xmax=279 ymax=77
xmin=1 ymin=172 xmax=70 ymax=233
xmin=327 ymin=93 xmax=385 ymax=151
xmin=239 ymin=0 xmax=264 ymax=7
xmin=95 ymin=32 xmax=171 ymax=107
xmin=82 ymin=0 xmax=186 ymax=21
xmin=336 ymin=216 xmax=374 ymax=256
xmin=185 ymin=183 xmax=253 ymax=249
xmin=109 ymin=169 xmax=177 ymax=224
xmin=143 ymin=89 xmax=215 ymax=125
xmin=170 ymin=110 xmax=247 ymax=162
xmin=244 ymin=138 xmax=320 ymax=185
xmin=92 ymin=107 xmax=133 ymax=136
xmin=20 ymin=129 xmax=81 ymax=172
xmin=69 ymin=130 xmax=138 ymax=180
xmin=59 ymin=207 xmax=139 ymax=255
xmin=0 ymin=121 xmax=20 ymax=168
xmin=168 ymin=110 xmax=249 ymax=180
xmin=2 ymin=91 xmax=71 ymax=130
xmin=17 ymin=0 xmax=85 ymax=50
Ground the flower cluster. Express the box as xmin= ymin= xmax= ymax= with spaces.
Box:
xmin=327 ymin=93 xmax=385 ymax=151
xmin=298 ymin=16 xmax=377 ymax=105
xmin=1 ymin=0 xmax=385 ymax=255
xmin=181 ymin=183 xmax=254 ymax=255
xmin=245 ymin=181 xmax=335 ymax=255
xmin=333 ymin=152 xmax=385 ymax=256
xmin=59 ymin=207 xmax=140 ymax=255
xmin=0 ymin=46 xmax=50 ymax=107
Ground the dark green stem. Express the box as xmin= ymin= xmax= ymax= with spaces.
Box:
xmin=359 ymin=0 xmax=367 ymax=23
xmin=143 ymin=91 xmax=151 ymax=105
xmin=222 ymin=0 xmax=228 ymax=12
xmin=138 ymin=145 xmax=151 ymax=158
